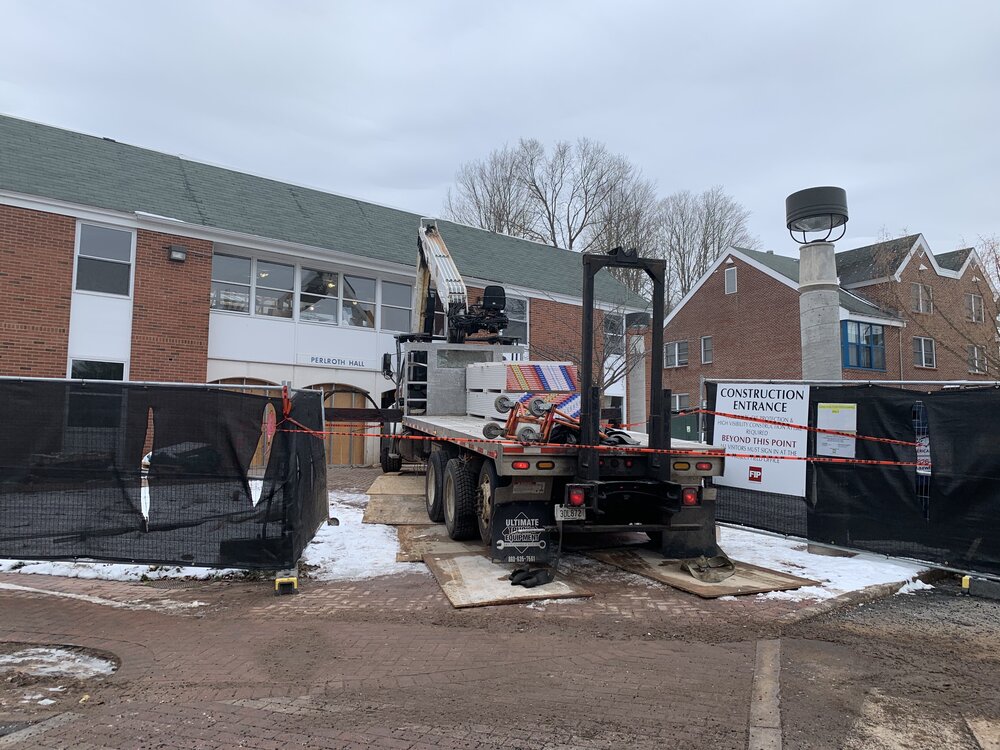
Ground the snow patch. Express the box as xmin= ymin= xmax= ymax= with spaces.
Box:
xmin=718 ymin=525 xmax=926 ymax=602
xmin=0 ymin=647 xmax=116 ymax=679
xmin=301 ymin=492 xmax=425 ymax=581
xmin=896 ymin=579 xmax=934 ymax=595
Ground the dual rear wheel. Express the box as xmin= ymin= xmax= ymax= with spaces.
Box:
xmin=426 ymin=449 xmax=498 ymax=545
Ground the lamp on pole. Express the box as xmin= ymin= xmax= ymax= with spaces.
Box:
xmin=785 ymin=186 xmax=849 ymax=381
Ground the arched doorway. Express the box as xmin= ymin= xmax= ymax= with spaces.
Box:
xmin=307 ymin=383 xmax=371 ymax=467
xmin=209 ymin=377 xmax=280 ymax=475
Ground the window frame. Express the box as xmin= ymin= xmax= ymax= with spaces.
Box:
xmin=913 ymin=336 xmax=936 ymax=369
xmin=840 ymin=321 xmax=886 ymax=371
xmin=68 ymin=358 xmax=127 ymax=381
xmin=700 ymin=335 xmax=713 ymax=364
xmin=298 ymin=267 xmax=340 ymax=325
xmin=73 ymin=221 xmax=136 ymax=299
xmin=966 ymin=293 xmax=985 ymax=323
xmin=724 ymin=266 xmax=737 ymax=295
xmin=253 ymin=259 xmax=295 ymax=319
xmin=209 ymin=250 xmax=413 ymax=333
xmin=671 ymin=393 xmax=690 ymax=411
xmin=380 ymin=279 xmax=414 ymax=334
xmin=665 ymin=340 xmax=689 ymax=368
xmin=968 ymin=344 xmax=988 ymax=374
xmin=602 ymin=312 xmax=625 ymax=357
xmin=503 ymin=295 xmax=530 ymax=346
xmin=911 ymin=282 xmax=933 ymax=314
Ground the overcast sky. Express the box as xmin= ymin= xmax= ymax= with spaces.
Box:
xmin=2 ymin=1 xmax=998 ymax=255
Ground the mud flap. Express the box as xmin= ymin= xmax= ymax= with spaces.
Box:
xmin=659 ymin=496 xmax=718 ymax=559
xmin=491 ymin=502 xmax=554 ymax=565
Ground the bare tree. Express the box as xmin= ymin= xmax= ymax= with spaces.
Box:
xmin=658 ymin=186 xmax=759 ymax=306
xmin=444 ymin=145 xmax=535 ymax=237
xmin=444 ymin=137 xmax=658 ymax=255
xmin=977 ymin=234 xmax=1000 ymax=289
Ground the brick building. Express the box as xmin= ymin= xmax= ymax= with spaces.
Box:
xmin=0 ymin=115 xmax=644 ymax=464
xmin=662 ymin=236 xmax=999 ymax=407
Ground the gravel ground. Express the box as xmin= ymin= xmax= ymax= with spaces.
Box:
xmin=781 ymin=577 xmax=1000 ymax=748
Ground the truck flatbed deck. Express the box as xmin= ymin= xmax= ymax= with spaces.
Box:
xmin=403 ymin=413 xmax=723 ymax=477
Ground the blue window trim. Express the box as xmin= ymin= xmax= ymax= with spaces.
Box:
xmin=841 ymin=321 xmax=887 ymax=371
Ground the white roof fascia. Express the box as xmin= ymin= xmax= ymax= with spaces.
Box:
xmin=0 ymin=189 xmax=137 ymax=228
xmin=837 ymin=307 xmax=905 ymax=327
xmin=663 ymin=248 xmax=798 ymax=327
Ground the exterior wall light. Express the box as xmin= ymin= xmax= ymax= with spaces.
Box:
xmin=167 ymin=244 xmax=188 ymax=262
xmin=785 ymin=186 xmax=849 ymax=244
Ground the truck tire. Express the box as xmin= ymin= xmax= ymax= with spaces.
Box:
xmin=425 ymin=449 xmax=448 ymax=522
xmin=476 ymin=460 xmax=500 ymax=544
xmin=444 ymin=458 xmax=478 ymax=540
xmin=380 ymin=445 xmax=403 ymax=474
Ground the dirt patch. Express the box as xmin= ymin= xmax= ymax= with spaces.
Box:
xmin=0 ymin=643 xmax=116 ymax=723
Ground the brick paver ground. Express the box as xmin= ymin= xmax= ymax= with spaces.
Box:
xmin=2 ymin=465 xmax=982 ymax=748
xmin=2 ymin=568 xmax=760 ymax=749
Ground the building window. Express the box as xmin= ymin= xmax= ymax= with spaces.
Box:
xmin=211 ymin=253 xmax=252 ymax=312
xmin=701 ymin=336 xmax=713 ymax=364
xmin=841 ymin=321 xmax=886 ymax=371
xmin=672 ymin=393 xmax=690 ymax=411
xmin=966 ymin=293 xmax=985 ymax=323
xmin=504 ymin=296 xmax=529 ymax=343
xmin=665 ymin=340 xmax=689 ymax=368
xmin=254 ymin=261 xmax=294 ymax=318
xmin=913 ymin=337 xmax=936 ymax=368
xmin=342 ymin=274 xmax=376 ymax=328
xmin=603 ymin=313 xmax=624 ymax=356
xmin=299 ymin=268 xmax=339 ymax=323
xmin=75 ymin=223 xmax=133 ymax=296
xmin=968 ymin=345 xmax=988 ymax=374
xmin=70 ymin=359 xmax=125 ymax=381
xmin=724 ymin=266 xmax=737 ymax=294
xmin=381 ymin=280 xmax=413 ymax=333
xmin=911 ymin=283 xmax=933 ymax=314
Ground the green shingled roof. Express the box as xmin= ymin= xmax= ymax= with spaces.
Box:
xmin=834 ymin=235 xmax=920 ymax=285
xmin=935 ymin=247 xmax=973 ymax=271
xmin=0 ymin=115 xmax=645 ymax=308
xmin=737 ymin=247 xmax=901 ymax=321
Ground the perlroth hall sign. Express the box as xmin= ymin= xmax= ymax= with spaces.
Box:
xmin=296 ymin=353 xmax=375 ymax=370
xmin=712 ymin=384 xmax=810 ymax=496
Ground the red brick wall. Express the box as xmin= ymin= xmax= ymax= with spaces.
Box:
xmin=852 ymin=252 xmax=997 ymax=382
xmin=130 ymin=229 xmax=213 ymax=382
xmin=662 ymin=257 xmax=803 ymax=404
xmin=0 ymin=205 xmax=76 ymax=376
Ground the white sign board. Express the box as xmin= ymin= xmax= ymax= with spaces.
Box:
xmin=816 ymin=403 xmax=857 ymax=458
xmin=713 ymin=384 xmax=810 ymax=496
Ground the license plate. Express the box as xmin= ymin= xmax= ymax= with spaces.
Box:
xmin=554 ymin=505 xmax=585 ymax=521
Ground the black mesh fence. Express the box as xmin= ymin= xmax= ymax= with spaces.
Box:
xmin=0 ymin=380 xmax=328 ymax=570
xmin=708 ymin=382 xmax=1000 ymax=576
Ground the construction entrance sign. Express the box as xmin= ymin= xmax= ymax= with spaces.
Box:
xmin=712 ymin=383 xmax=810 ymax=496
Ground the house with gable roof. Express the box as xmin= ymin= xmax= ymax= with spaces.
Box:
xmin=661 ymin=235 xmax=999 ymax=409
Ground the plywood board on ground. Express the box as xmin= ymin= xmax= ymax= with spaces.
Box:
xmin=366 ymin=473 xmax=425 ymax=497
xmin=424 ymin=553 xmax=593 ymax=608
xmin=362 ymin=495 xmax=430 ymax=525
xmin=395 ymin=525 xmax=485 ymax=562
xmin=587 ymin=548 xmax=817 ymax=598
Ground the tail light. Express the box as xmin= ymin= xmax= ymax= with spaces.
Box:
xmin=695 ymin=462 xmax=713 ymax=471
xmin=567 ymin=486 xmax=587 ymax=507
xmin=512 ymin=460 xmax=530 ymax=470
xmin=681 ymin=487 xmax=700 ymax=506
